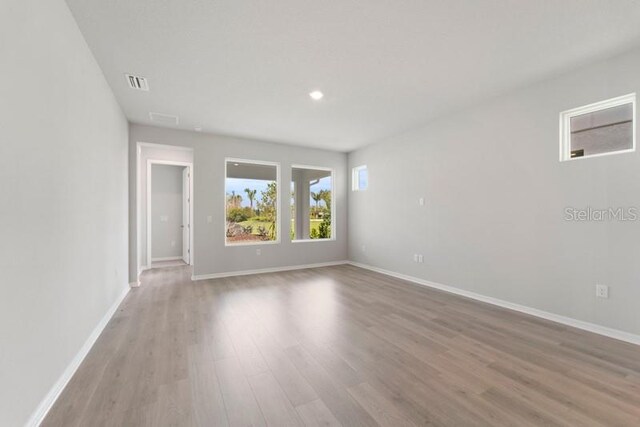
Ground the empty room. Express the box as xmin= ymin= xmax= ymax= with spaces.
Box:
xmin=3 ymin=0 xmax=640 ymax=426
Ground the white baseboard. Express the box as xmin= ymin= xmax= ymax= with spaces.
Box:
xmin=26 ymin=285 xmax=131 ymax=427
xmin=192 ymin=260 xmax=349 ymax=281
xmin=348 ymin=261 xmax=640 ymax=346
xmin=151 ymin=256 xmax=182 ymax=262
xmin=129 ymin=281 xmax=140 ymax=288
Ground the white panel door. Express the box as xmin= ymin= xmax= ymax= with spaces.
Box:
xmin=182 ymin=167 xmax=190 ymax=264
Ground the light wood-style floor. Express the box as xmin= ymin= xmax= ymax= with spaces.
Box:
xmin=43 ymin=265 xmax=640 ymax=426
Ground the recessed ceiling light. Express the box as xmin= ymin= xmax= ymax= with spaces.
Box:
xmin=194 ymin=126 xmax=202 ymax=132
xmin=309 ymin=90 xmax=324 ymax=100
xmin=234 ymin=163 xmax=239 ymax=166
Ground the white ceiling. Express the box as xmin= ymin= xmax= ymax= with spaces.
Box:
xmin=65 ymin=0 xmax=640 ymax=152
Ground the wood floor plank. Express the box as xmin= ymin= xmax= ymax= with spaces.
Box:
xmin=42 ymin=264 xmax=640 ymax=426
xmin=252 ymin=333 xmax=319 ymax=407
xmin=151 ymin=379 xmax=193 ymax=427
xmin=347 ymin=382 xmax=417 ymax=427
xmin=248 ymin=371 xmax=304 ymax=426
xmin=186 ymin=343 xmax=229 ymax=426
xmin=295 ymin=399 xmax=342 ymax=427
xmin=284 ymin=345 xmax=380 ymax=427
xmin=214 ymin=357 xmax=267 ymax=427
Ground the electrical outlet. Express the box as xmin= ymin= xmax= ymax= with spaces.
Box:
xmin=413 ymin=254 xmax=419 ymax=262
xmin=595 ymin=284 xmax=609 ymax=299
xmin=418 ymin=254 xmax=424 ymax=263
xmin=419 ymin=197 xmax=425 ymax=206
xmin=256 ymin=248 xmax=261 ymax=256
xmin=207 ymin=215 xmax=213 ymax=223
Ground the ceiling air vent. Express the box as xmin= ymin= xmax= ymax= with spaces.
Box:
xmin=149 ymin=112 xmax=179 ymax=126
xmin=125 ymin=74 xmax=149 ymax=91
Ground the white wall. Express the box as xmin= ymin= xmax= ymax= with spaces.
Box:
xmin=348 ymin=47 xmax=640 ymax=336
xmin=129 ymin=125 xmax=348 ymax=279
xmin=0 ymin=0 xmax=129 ymax=425
xmin=151 ymin=165 xmax=185 ymax=260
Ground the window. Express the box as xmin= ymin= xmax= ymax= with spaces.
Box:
xmin=560 ymin=93 xmax=635 ymax=161
xmin=352 ymin=165 xmax=368 ymax=191
xmin=225 ymin=159 xmax=279 ymax=245
xmin=291 ymin=166 xmax=333 ymax=241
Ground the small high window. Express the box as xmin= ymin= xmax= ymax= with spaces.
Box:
xmin=352 ymin=165 xmax=368 ymax=191
xmin=560 ymin=93 xmax=635 ymax=161
xmin=225 ymin=159 xmax=279 ymax=245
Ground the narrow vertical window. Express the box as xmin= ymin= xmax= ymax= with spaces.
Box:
xmin=291 ymin=166 xmax=333 ymax=241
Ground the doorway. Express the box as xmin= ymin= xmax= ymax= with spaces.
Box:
xmin=147 ymin=160 xmax=193 ymax=269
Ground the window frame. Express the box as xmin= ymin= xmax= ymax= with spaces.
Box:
xmin=224 ymin=157 xmax=281 ymax=247
xmin=290 ymin=164 xmax=336 ymax=243
xmin=559 ymin=93 xmax=636 ymax=162
xmin=351 ymin=165 xmax=368 ymax=191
